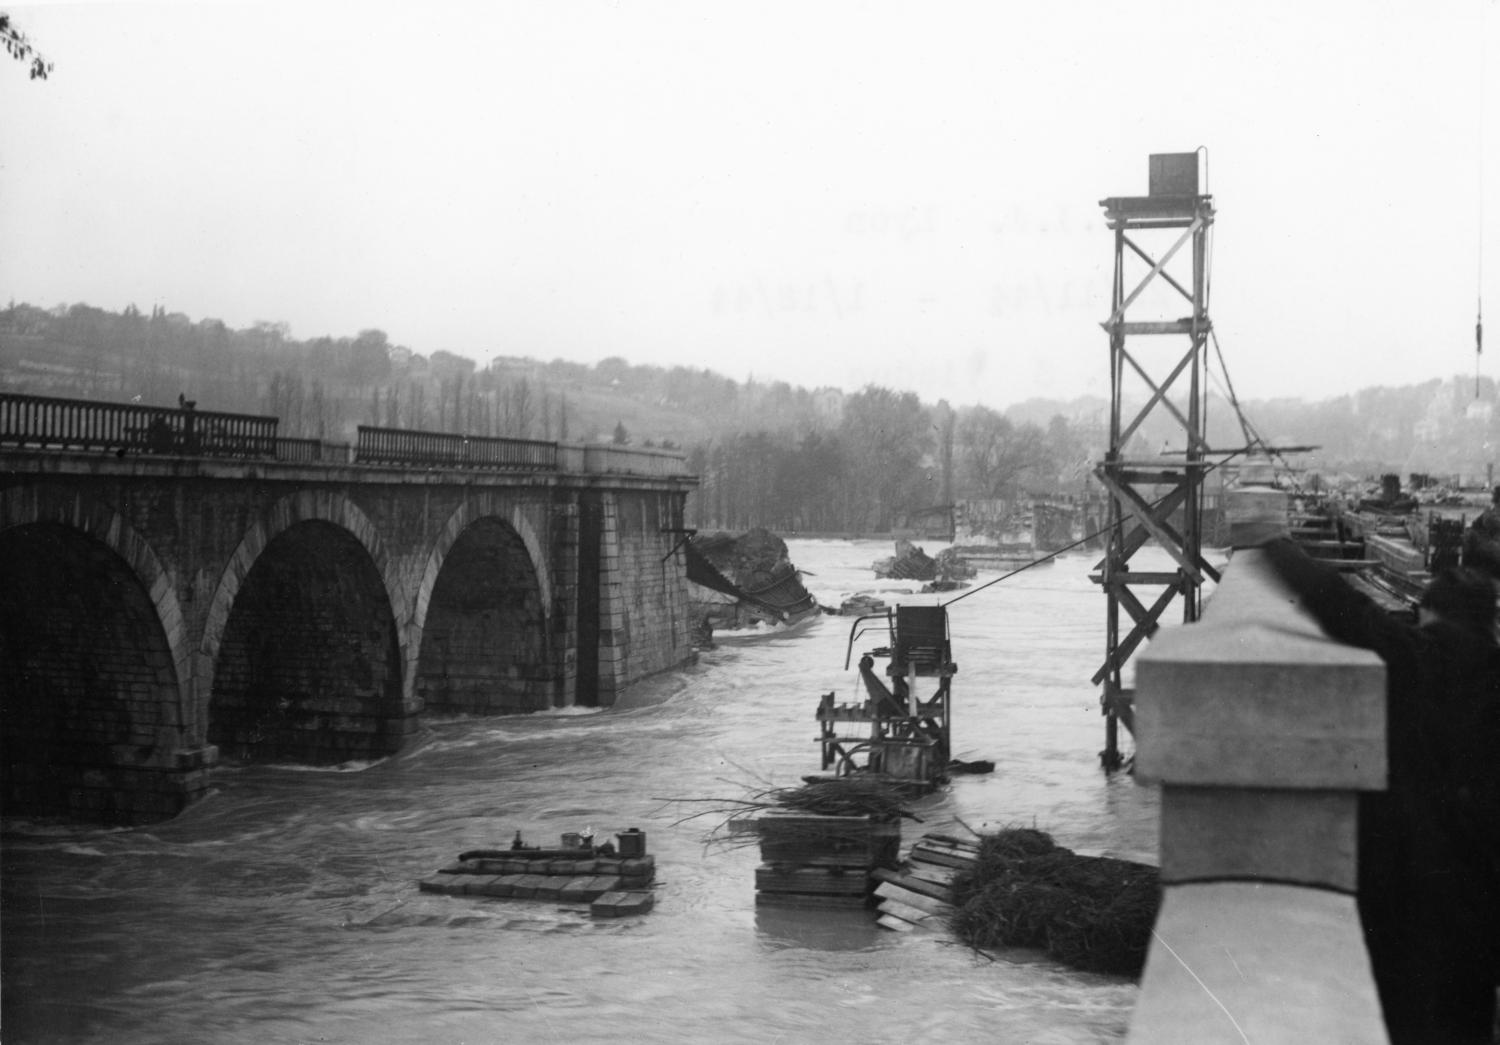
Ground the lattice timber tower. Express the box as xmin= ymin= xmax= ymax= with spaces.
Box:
xmin=1093 ymin=153 xmax=1223 ymax=771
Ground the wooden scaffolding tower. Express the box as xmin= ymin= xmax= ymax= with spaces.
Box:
xmin=1094 ymin=153 xmax=1223 ymax=771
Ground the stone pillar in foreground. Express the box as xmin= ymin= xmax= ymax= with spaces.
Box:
xmin=1127 ymin=478 xmax=1390 ymax=1044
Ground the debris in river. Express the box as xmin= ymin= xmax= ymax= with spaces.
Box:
xmin=750 ymin=780 xmax=909 ymax=908
xmin=662 ymin=776 xmax=920 ymax=844
xmin=815 ymin=604 xmax=956 ymax=792
xmin=661 ymin=776 xmax=916 ymax=910
xmin=418 ymin=828 xmax=657 ymax=918
xmin=838 ymin=593 xmax=888 ymax=616
xmin=947 ymin=827 xmax=1160 ymax=976
xmin=871 ymin=832 xmax=968 ymax=932
xmin=873 ymin=538 xmax=938 ymax=581
xmin=873 ymin=542 xmax=978 ymax=586
xmin=687 ymin=528 xmax=818 ymax=635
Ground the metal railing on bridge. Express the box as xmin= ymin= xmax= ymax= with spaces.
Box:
xmin=355 ymin=426 xmax=558 ymax=470
xmin=1 ymin=391 xmax=278 ymax=458
xmin=274 ymin=437 xmax=353 ymax=464
xmin=1 ymin=393 xmax=691 ymax=479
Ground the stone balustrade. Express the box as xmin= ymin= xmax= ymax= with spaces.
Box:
xmin=1126 ymin=475 xmax=1390 ymax=1043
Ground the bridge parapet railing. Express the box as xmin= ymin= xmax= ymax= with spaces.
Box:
xmin=578 ymin=443 xmax=688 ymax=477
xmin=1126 ymin=482 xmax=1389 ymax=1043
xmin=354 ymin=426 xmax=557 ymax=470
xmin=1 ymin=391 xmax=277 ymax=458
xmin=274 ymin=437 xmax=353 ymax=464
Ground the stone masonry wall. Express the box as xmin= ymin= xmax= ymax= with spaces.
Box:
xmin=604 ymin=490 xmax=695 ymax=695
xmin=0 ymin=522 xmax=207 ymax=823
xmin=1 ymin=459 xmax=696 ymax=823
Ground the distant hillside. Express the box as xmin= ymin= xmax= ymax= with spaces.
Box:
xmin=6 ymin=301 xmax=1500 ymax=530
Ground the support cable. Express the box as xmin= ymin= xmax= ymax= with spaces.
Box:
xmin=1477 ymin=0 xmax=1488 ymax=398
xmin=941 ymin=449 xmax=1250 ymax=609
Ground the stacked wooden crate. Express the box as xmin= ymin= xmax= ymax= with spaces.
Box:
xmin=752 ymin=810 xmax=901 ymax=909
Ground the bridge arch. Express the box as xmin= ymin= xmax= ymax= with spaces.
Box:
xmin=201 ymin=491 xmax=409 ymax=764
xmin=0 ymin=486 xmax=197 ymax=823
xmin=412 ymin=497 xmax=557 ymax=714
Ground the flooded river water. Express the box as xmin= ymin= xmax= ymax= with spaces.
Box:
xmin=2 ymin=538 xmax=1166 ymax=1044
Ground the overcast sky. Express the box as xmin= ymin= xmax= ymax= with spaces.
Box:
xmin=2 ymin=1 xmax=1498 ymax=411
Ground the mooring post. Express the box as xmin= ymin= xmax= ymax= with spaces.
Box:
xmin=1126 ymin=475 xmax=1390 ymax=1043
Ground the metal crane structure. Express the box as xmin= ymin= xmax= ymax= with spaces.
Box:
xmin=1093 ymin=153 xmax=1223 ymax=771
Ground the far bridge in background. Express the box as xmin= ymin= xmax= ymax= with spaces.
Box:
xmin=1 ymin=392 xmax=698 ymax=825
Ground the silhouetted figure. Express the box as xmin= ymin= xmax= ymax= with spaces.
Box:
xmin=177 ymin=394 xmax=199 ymax=453
xmin=145 ymin=413 xmax=173 ymax=453
xmin=1463 ymin=485 xmax=1500 ymax=581
xmin=1261 ymin=538 xmax=1500 ymax=1044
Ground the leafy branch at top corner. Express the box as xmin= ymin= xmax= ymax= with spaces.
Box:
xmin=1 ymin=13 xmax=54 ymax=81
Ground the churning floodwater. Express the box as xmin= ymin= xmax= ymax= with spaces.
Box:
xmin=2 ymin=538 xmax=1176 ymax=1045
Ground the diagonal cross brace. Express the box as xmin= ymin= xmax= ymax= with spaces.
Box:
xmin=1118 ymin=343 xmax=1212 ymax=455
xmin=1124 ymin=234 xmax=1196 ymax=305
xmin=1095 ymin=469 xmax=1203 ymax=582
xmin=1090 ymin=474 xmax=1221 ymax=584
xmin=1092 ymin=582 xmax=1180 ymax=685
xmin=1100 ymin=216 xmax=1202 ymax=330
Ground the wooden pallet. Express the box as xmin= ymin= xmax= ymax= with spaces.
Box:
xmin=871 ymin=831 xmax=980 ymax=931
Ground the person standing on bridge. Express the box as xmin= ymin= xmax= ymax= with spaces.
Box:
xmin=1258 ymin=536 xmax=1500 ymax=1044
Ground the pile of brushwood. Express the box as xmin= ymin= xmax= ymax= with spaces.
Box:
xmin=949 ymin=827 xmax=1159 ymax=977
xmin=666 ymin=776 xmax=920 ymax=848
xmin=767 ymin=777 xmax=919 ymax=820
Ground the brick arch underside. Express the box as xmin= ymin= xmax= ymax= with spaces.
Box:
xmin=210 ymin=520 xmax=404 ymax=764
xmin=0 ymin=523 xmax=183 ymax=824
xmin=417 ymin=517 xmax=552 ymax=714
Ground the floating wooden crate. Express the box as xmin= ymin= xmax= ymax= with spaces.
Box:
xmin=419 ymin=850 xmax=657 ymax=918
xmin=754 ymin=811 xmax=901 ymax=868
xmin=751 ymin=811 xmax=902 ymax=909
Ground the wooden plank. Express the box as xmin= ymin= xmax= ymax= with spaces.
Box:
xmin=910 ymin=840 xmax=976 ymax=860
xmin=761 ymin=855 xmax=873 ymax=871
xmin=920 ymin=833 xmax=981 ymax=852
xmin=760 ymin=840 xmax=868 ymax=863
xmin=872 ymin=867 xmax=954 ymax=903
xmin=1116 ymin=319 xmax=1194 ymax=335
xmin=877 ymin=914 xmax=917 ymax=932
xmin=757 ymin=810 xmax=876 ymax=831
xmin=913 ymin=833 xmax=978 ymax=851
xmin=909 ymin=845 xmax=978 ymax=870
xmin=754 ymin=892 xmax=869 ymax=909
xmin=877 ymin=898 xmax=944 ymax=926
xmin=756 ymin=865 xmax=869 ymax=896
xmin=902 ymin=863 xmax=958 ymax=886
xmin=874 ymin=881 xmax=954 ymax=916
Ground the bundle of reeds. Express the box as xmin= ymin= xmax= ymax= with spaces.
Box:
xmin=767 ymin=777 xmax=917 ymax=820
xmin=949 ymin=828 xmax=1159 ymax=977
xmin=661 ymin=775 xmax=919 ymax=849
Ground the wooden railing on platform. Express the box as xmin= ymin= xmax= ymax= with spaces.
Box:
xmin=1 ymin=391 xmax=277 ymax=458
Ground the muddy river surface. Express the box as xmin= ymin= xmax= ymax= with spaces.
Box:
xmin=2 ymin=538 xmax=1168 ymax=1044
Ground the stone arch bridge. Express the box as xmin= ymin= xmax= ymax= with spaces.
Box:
xmin=0 ymin=394 xmax=698 ymax=824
